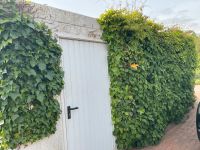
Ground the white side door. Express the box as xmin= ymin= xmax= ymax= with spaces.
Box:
xmin=60 ymin=39 xmax=115 ymax=150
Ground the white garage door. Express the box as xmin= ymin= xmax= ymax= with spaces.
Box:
xmin=60 ymin=39 xmax=115 ymax=150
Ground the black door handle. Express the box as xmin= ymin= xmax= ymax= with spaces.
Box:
xmin=67 ymin=106 xmax=79 ymax=119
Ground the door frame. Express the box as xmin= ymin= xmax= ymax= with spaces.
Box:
xmin=58 ymin=36 xmax=116 ymax=150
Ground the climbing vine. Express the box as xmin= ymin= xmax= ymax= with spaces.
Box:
xmin=0 ymin=0 xmax=64 ymax=149
xmin=98 ymin=9 xmax=197 ymax=149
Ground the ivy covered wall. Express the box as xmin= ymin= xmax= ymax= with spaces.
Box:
xmin=0 ymin=1 xmax=64 ymax=149
xmin=98 ymin=9 xmax=197 ymax=150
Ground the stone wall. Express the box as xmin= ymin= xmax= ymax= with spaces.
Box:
xmin=26 ymin=3 xmax=103 ymax=42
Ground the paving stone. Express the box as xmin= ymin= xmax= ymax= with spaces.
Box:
xmin=132 ymin=85 xmax=200 ymax=150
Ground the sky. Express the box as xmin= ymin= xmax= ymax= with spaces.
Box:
xmin=31 ymin=0 xmax=200 ymax=34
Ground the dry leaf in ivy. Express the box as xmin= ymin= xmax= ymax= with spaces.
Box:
xmin=130 ymin=63 xmax=139 ymax=70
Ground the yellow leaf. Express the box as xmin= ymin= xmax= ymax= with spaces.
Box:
xmin=25 ymin=0 xmax=31 ymax=4
xmin=130 ymin=63 xmax=139 ymax=70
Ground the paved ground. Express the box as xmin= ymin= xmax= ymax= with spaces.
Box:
xmin=133 ymin=85 xmax=200 ymax=150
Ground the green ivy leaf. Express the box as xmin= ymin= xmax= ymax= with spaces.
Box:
xmin=37 ymin=93 xmax=45 ymax=103
xmin=11 ymin=114 xmax=19 ymax=121
xmin=10 ymin=92 xmax=19 ymax=100
xmin=0 ymin=120 xmax=4 ymax=126
xmin=38 ymin=62 xmax=46 ymax=71
xmin=29 ymin=69 xmax=37 ymax=76
xmin=137 ymin=108 xmax=145 ymax=115
xmin=36 ymin=39 xmax=43 ymax=46
xmin=45 ymin=72 xmax=53 ymax=80
xmin=30 ymin=60 xmax=37 ymax=67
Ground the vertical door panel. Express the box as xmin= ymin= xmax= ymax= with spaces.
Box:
xmin=60 ymin=39 xmax=115 ymax=150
